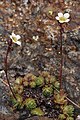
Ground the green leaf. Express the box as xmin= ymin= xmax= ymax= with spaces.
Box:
xmin=24 ymin=98 xmax=37 ymax=110
xmin=54 ymin=81 xmax=60 ymax=89
xmin=58 ymin=114 xmax=66 ymax=120
xmin=42 ymin=85 xmax=53 ymax=97
xmin=29 ymin=81 xmax=36 ymax=88
xmin=50 ymin=76 xmax=56 ymax=84
xmin=35 ymin=76 xmax=44 ymax=87
xmin=63 ymin=105 xmax=74 ymax=116
xmin=66 ymin=117 xmax=74 ymax=120
xmin=15 ymin=77 xmax=23 ymax=85
xmin=31 ymin=107 xmax=44 ymax=116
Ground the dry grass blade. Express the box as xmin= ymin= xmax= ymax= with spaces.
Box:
xmin=0 ymin=79 xmax=9 ymax=87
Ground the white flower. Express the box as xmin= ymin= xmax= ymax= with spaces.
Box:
xmin=55 ymin=12 xmax=70 ymax=23
xmin=32 ymin=35 xmax=39 ymax=41
xmin=10 ymin=32 xmax=21 ymax=46
xmin=76 ymin=115 xmax=80 ymax=120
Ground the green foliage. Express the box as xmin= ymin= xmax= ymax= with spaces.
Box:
xmin=62 ymin=105 xmax=74 ymax=116
xmin=58 ymin=114 xmax=74 ymax=120
xmin=35 ymin=76 xmax=44 ymax=87
xmin=24 ymin=73 xmax=36 ymax=81
xmin=14 ymin=94 xmax=23 ymax=103
xmin=24 ymin=98 xmax=37 ymax=110
xmin=54 ymin=91 xmax=67 ymax=105
xmin=31 ymin=107 xmax=44 ymax=116
xmin=58 ymin=114 xmax=66 ymax=120
xmin=54 ymin=81 xmax=60 ymax=89
xmin=11 ymin=94 xmax=23 ymax=109
xmin=45 ymin=78 xmax=50 ymax=84
xmin=13 ymin=84 xmax=23 ymax=94
xmin=42 ymin=85 xmax=53 ymax=97
xmin=29 ymin=81 xmax=36 ymax=88
xmin=41 ymin=71 xmax=50 ymax=78
xmin=15 ymin=77 xmax=23 ymax=85
xmin=23 ymin=80 xmax=28 ymax=87
xmin=66 ymin=117 xmax=74 ymax=120
xmin=10 ymin=71 xmax=75 ymax=118
xmin=50 ymin=76 xmax=56 ymax=84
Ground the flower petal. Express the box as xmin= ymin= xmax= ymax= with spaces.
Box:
xmin=16 ymin=41 xmax=21 ymax=46
xmin=58 ymin=13 xmax=63 ymax=17
xmin=10 ymin=35 xmax=12 ymax=39
xmin=16 ymin=35 xmax=21 ymax=40
xmin=64 ymin=13 xmax=70 ymax=18
xmin=33 ymin=36 xmax=35 ymax=39
xmin=55 ymin=16 xmax=59 ymax=20
xmin=12 ymin=33 xmax=16 ymax=37
xmin=59 ymin=20 xmax=64 ymax=23
xmin=36 ymin=36 xmax=39 ymax=39
xmin=65 ymin=19 xmax=70 ymax=22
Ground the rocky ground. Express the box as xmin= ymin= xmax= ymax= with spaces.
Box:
xmin=0 ymin=0 xmax=80 ymax=120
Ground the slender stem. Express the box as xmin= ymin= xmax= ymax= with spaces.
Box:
xmin=4 ymin=45 xmax=17 ymax=100
xmin=59 ymin=24 xmax=64 ymax=93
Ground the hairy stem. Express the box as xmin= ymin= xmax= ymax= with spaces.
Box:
xmin=4 ymin=44 xmax=16 ymax=100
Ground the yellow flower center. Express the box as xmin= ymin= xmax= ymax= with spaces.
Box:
xmin=12 ymin=37 xmax=17 ymax=42
xmin=59 ymin=17 xmax=66 ymax=21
